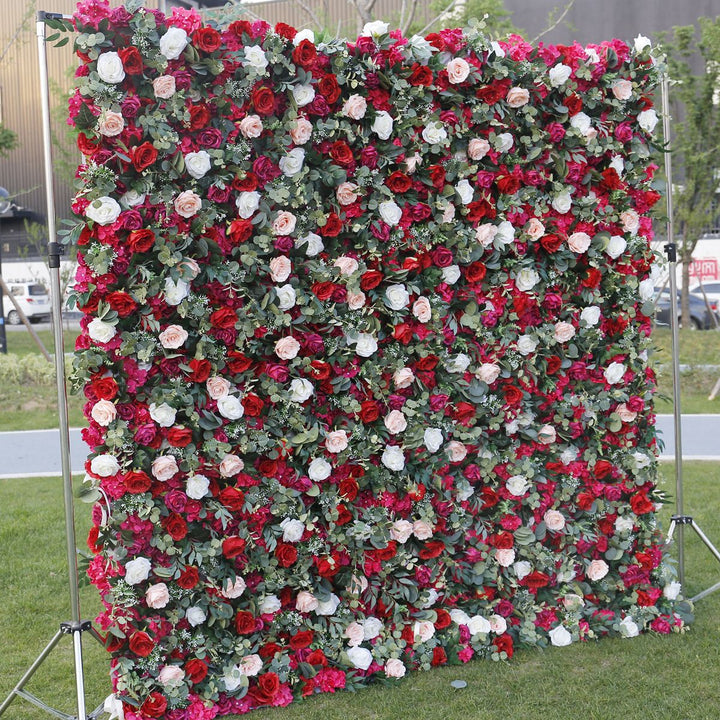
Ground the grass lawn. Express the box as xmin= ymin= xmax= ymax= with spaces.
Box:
xmin=0 ymin=464 xmax=719 ymax=720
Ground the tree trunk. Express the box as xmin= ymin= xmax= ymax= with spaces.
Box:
xmin=353 ymin=0 xmax=375 ymax=28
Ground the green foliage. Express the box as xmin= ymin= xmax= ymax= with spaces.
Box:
xmin=429 ymin=0 xmax=521 ymax=39
xmin=0 ymin=123 xmax=18 ymax=157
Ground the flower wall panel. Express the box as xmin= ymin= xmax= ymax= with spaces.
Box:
xmin=71 ymin=2 xmax=684 ymax=717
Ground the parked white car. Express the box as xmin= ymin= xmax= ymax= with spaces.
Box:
xmin=3 ymin=282 xmax=52 ymax=324
xmin=689 ymin=281 xmax=720 ymax=314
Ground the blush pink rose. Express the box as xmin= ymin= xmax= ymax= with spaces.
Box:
xmin=158 ymin=665 xmax=184 ymax=685
xmin=384 ymin=410 xmax=407 ymax=435
xmin=412 ymin=296 xmax=432 ymax=323
xmin=152 ymin=455 xmax=179 ymax=481
xmin=616 ymin=403 xmax=637 ymax=422
xmin=537 ymin=424 xmax=557 ymax=444
xmin=384 ymin=659 xmax=406 ymax=678
xmin=543 ymin=509 xmax=566 ymax=531
xmin=587 ymin=559 xmax=609 ymax=581
xmin=347 ymin=290 xmax=366 ymax=309
xmin=219 ymin=453 xmax=244 ymax=477
xmin=336 ymin=182 xmax=360 ymax=206
xmin=553 ymin=321 xmax=576 ymax=343
xmin=146 ymin=582 xmax=170 ymax=608
xmin=91 ymin=399 xmax=117 ymax=426
xmin=153 ymin=75 xmax=176 ymax=98
xmin=390 ymin=519 xmax=413 ymax=544
xmin=325 ymin=430 xmax=349 ymax=453
xmin=393 ymin=367 xmax=415 ymax=388
xmin=506 ymin=86 xmax=530 ymax=107
xmin=159 ymin=324 xmax=188 ymax=349
xmin=290 ymin=117 xmax=313 ymax=145
xmin=446 ymin=440 xmax=467 ymax=462
xmin=413 ymin=519 xmax=434 ymax=540
xmin=567 ymin=231 xmax=592 ymax=253
xmin=612 ymin=79 xmax=632 ymax=101
xmin=295 ymin=590 xmax=318 ymax=613
xmin=174 ymin=190 xmax=202 ymax=218
xmin=269 ymin=256 xmax=292 ymax=282
xmin=475 ymin=223 xmax=498 ymax=246
xmin=524 ymin=218 xmax=545 ymax=240
xmin=206 ymin=376 xmax=231 ymax=400
xmin=342 ymin=94 xmax=367 ymax=119
xmin=274 ymin=336 xmax=300 ymax=360
xmin=447 ymin=57 xmax=470 ymax=84
xmin=98 ymin=111 xmax=124 ymax=136
xmin=272 ymin=211 xmax=297 ymax=236
xmin=468 ymin=137 xmax=490 ymax=160
xmin=239 ymin=114 xmax=263 ymax=138
xmin=477 ymin=362 xmax=501 ymax=384
xmin=334 ymin=256 xmax=359 ymax=275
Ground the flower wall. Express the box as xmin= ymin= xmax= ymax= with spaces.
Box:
xmin=71 ymin=2 xmax=684 ymax=717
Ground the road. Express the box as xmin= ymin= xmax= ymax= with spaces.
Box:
xmin=0 ymin=415 xmax=717 ymax=479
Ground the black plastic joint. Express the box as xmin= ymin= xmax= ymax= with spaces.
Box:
xmin=670 ymin=514 xmax=694 ymax=525
xmin=48 ymin=241 xmax=64 ymax=269
xmin=38 ymin=11 xmax=65 ymax=22
xmin=664 ymin=242 xmax=677 ymax=262
xmin=60 ymin=620 xmax=93 ymax=634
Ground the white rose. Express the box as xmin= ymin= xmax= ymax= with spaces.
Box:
xmin=149 ymin=402 xmax=176 ymax=427
xmin=447 ymin=57 xmax=471 ymax=84
xmin=347 ymin=646 xmax=373 ymax=670
xmin=184 ymin=150 xmax=211 ymax=179
xmin=442 ymin=264 xmax=461 ymax=284
xmin=413 ymin=620 xmax=435 ymax=642
xmin=186 ymin=473 xmax=210 ymax=500
xmin=281 ymin=518 xmax=304 ymax=543
xmin=86 ymin=196 xmax=121 ymax=226
xmin=586 ymin=47 xmax=600 ymax=63
xmin=160 ymin=26 xmax=188 ymax=60
xmin=217 ymin=395 xmax=244 ymax=420
xmin=315 ymin=593 xmax=340 ymax=616
xmin=279 ymin=147 xmax=305 ymax=177
xmin=242 ymin=45 xmax=268 ymax=72
xmin=385 ymin=284 xmax=410 ymax=310
xmin=223 ymin=667 xmax=245 ymax=693
xmin=423 ymin=428 xmax=444 ymax=453
xmin=308 ymin=457 xmax=332 ymax=482
xmin=455 ymin=179 xmax=474 ymax=205
xmin=292 ymin=84 xmax=315 ymax=107
xmin=549 ymin=625 xmax=573 ymax=646
xmin=164 ymin=277 xmax=190 ymax=306
xmin=491 ymin=41 xmax=506 ymax=57
xmin=544 ymin=509 xmax=566 ymax=531
xmin=619 ymin=616 xmax=640 ymax=638
xmin=379 ymin=200 xmax=403 ymax=226
xmin=446 ymin=353 xmax=471 ymax=373
xmin=513 ymin=560 xmax=532 ymax=579
xmin=260 ymin=595 xmax=282 ymax=614
xmin=605 ymin=235 xmax=627 ymax=259
xmin=325 ymin=429 xmax=349 ymax=453
xmin=467 ymin=615 xmax=491 ymax=635
xmin=477 ymin=363 xmax=501 ymax=384
xmin=293 ymin=29 xmax=315 ymax=45
xmin=275 ymin=283 xmax=296 ymax=310
xmin=295 ymin=232 xmax=324 ymax=257
xmin=604 ymin=362 xmax=626 ymax=385
xmin=361 ymin=20 xmax=389 ymax=37
xmin=615 ymin=515 xmax=635 ymax=534
xmin=90 ymin=453 xmax=120 ymax=477
xmin=506 ymin=474 xmax=530 ymax=496
xmin=495 ymin=132 xmax=514 ymax=152
xmin=390 ymin=520 xmax=414 ymax=544
xmin=124 ymin=556 xmax=151 ymax=585
xmin=638 ymin=108 xmax=658 ymax=133
xmin=634 ymin=34 xmax=652 ymax=53
xmin=450 ymin=609 xmax=471 ymax=626
xmin=516 ymin=268 xmax=540 ymax=292
xmin=381 ymin=445 xmax=405 ymax=471
xmin=549 ymin=63 xmax=572 ymax=87
xmin=581 ymin=306 xmax=601 ymax=326
xmin=384 ymin=410 xmax=407 ymax=435
xmin=610 ymin=154 xmax=625 ymax=175
xmin=586 ymin=559 xmax=609 ymax=581
xmin=494 ymin=220 xmax=515 ymax=245
xmin=290 ymin=378 xmax=314 ymax=403
xmin=372 ymin=111 xmax=394 ymax=139
xmin=103 ymin=694 xmax=125 ymax=720
xmin=489 ymin=615 xmax=508 ymax=634
xmin=221 ymin=576 xmax=247 ymax=599
xmin=516 ymin=334 xmax=538 ymax=355
xmin=552 ymin=190 xmax=572 ymax=214
xmin=96 ymin=52 xmax=125 ymax=83
xmin=88 ymin=318 xmax=117 ymax=344
xmin=344 ymin=622 xmax=365 ymax=647
xmin=236 ymin=191 xmax=261 ymax=218
xmin=570 ymin=112 xmax=592 ymax=136
xmin=422 ymin=122 xmax=448 ymax=145
xmin=120 ymin=189 xmax=145 ymax=207
xmin=355 ymin=333 xmax=378 ymax=358
xmin=663 ymin=581 xmax=682 ymax=600
xmin=495 ymin=548 xmax=516 ymax=567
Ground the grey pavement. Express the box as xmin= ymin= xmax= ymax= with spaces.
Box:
xmin=0 ymin=415 xmax=717 ymax=479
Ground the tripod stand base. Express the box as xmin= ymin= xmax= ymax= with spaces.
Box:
xmin=0 ymin=620 xmax=106 ymax=720
xmin=666 ymin=515 xmax=720 ymax=603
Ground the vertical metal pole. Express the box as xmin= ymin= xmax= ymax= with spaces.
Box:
xmin=661 ymin=74 xmax=685 ymax=588
xmin=0 ymin=228 xmax=6 ymax=354
xmin=36 ymin=13 xmax=87 ymax=720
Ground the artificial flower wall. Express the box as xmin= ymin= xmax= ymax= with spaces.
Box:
xmin=69 ymin=1 xmax=685 ymax=717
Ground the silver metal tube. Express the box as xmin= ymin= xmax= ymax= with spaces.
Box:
xmin=73 ymin=632 xmax=88 ymax=720
xmin=661 ymin=74 xmax=685 ymax=587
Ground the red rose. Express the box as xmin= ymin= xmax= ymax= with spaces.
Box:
xmin=419 ymin=540 xmax=445 ymax=559
xmin=546 ymin=355 xmax=562 ymax=374
xmin=582 ymin=267 xmax=602 ymax=288
xmin=251 ymin=672 xmax=281 ymax=705
xmin=275 ymin=542 xmax=298 ymax=567
xmin=428 ymin=164 xmax=446 ymax=190
xmin=630 ymin=491 xmax=654 ymax=515
xmin=408 ymin=63 xmax=434 ymax=86
xmin=308 ymin=360 xmax=332 ymax=379
xmin=503 ymin=384 xmax=523 ymax=406
xmin=496 ymin=174 xmax=521 ymax=195
xmin=132 ymin=142 xmax=158 ymax=172
xmin=228 ymin=218 xmax=254 ymax=244
xmin=274 ymin=22 xmax=297 ymax=41
xmin=540 ymin=234 xmax=563 ymax=253
xmin=307 ymin=649 xmax=327 ymax=666
xmin=290 ymin=630 xmax=314 ymax=650
xmin=127 ymin=228 xmax=155 ymax=253
xmin=227 ymin=352 xmax=253 ymax=374
xmin=167 ymin=426 xmax=193 ymax=447
xmin=493 ymin=634 xmax=514 ymax=658
xmin=259 ymin=642 xmax=282 ymax=659
xmin=338 ymin=477 xmax=359 ymax=501
xmin=393 ymin=323 xmax=413 ymax=344
xmin=493 ymin=531 xmax=514 ymax=549
xmin=336 ymin=504 xmax=352 ymax=525
xmin=242 ymin=393 xmax=264 ymax=417
xmin=189 ymin=104 xmax=212 ymax=130
xmin=186 ymin=359 xmax=211 ymax=383
xmin=467 ymin=198 xmax=497 ymax=221
xmin=312 ymin=281 xmax=336 ymax=300
xmin=523 ymin=571 xmax=551 ymax=589
xmin=177 ymin=566 xmax=199 ymax=589
xmin=185 ymin=658 xmax=208 ymax=684
xmin=330 ymin=141 xmax=354 ymax=167
xmin=124 ymin=470 xmax=152 ymax=494
xmin=292 ymin=39 xmax=317 ymax=69
xmin=252 ymin=86 xmax=276 ymax=116
xmin=128 ymin=631 xmax=154 ymax=657
xmin=106 ymin=291 xmax=137 ymax=317
xmin=235 ymin=610 xmax=256 ymax=634
xmin=386 ymin=171 xmax=412 ymax=193
xmin=358 ymin=400 xmax=380 ymax=423
xmin=454 ymin=401 xmax=476 ymax=426
xmin=594 ymin=460 xmax=614 ymax=479
xmin=77 ymin=132 xmax=98 ymax=157
xmin=317 ymin=74 xmax=341 ymax=103
xmin=163 ymin=513 xmax=187 ymax=541
xmin=118 ymin=46 xmax=143 ymax=75
xmin=476 ymin=81 xmax=509 ymax=104
xmin=314 ymin=555 xmax=340 ymax=577
xmin=564 ymin=94 xmax=583 ymax=115
xmin=210 ymin=307 xmax=237 ymax=329
xmin=222 ymin=536 xmax=246 ymax=559
xmin=257 ymin=458 xmax=277 ymax=477
xmin=140 ymin=693 xmax=167 ymax=718
xmin=193 ymin=27 xmax=221 ymax=53
xmin=431 ymin=246 xmax=454 ymax=268
xmin=576 ymin=491 xmax=596 ymax=511
xmin=434 ymin=609 xmax=452 ymax=629
xmin=431 ymin=647 xmax=447 ymax=666
xmin=218 ymin=487 xmax=245 ymax=511
xmin=320 ymin=213 xmax=342 ymax=236
xmin=360 ymin=269 xmax=383 ymax=290
xmin=465 ymin=261 xmax=487 ymax=283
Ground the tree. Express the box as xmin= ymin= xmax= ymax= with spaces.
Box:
xmin=658 ymin=18 xmax=720 ymax=327
xmin=0 ymin=124 xmax=17 ymax=158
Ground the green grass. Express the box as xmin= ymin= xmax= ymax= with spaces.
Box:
xmin=1 ymin=464 xmax=719 ymax=720
xmin=2 ymin=327 xmax=80 ymax=357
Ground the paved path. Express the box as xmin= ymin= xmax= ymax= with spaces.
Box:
xmin=0 ymin=415 xmax=717 ymax=479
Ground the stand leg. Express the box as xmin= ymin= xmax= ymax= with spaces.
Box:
xmin=72 ymin=631 xmax=88 ymax=720
xmin=665 ymin=518 xmax=677 ymax=544
xmin=690 ymin=519 xmax=720 ymax=564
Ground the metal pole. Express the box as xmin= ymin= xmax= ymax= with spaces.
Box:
xmin=661 ymin=75 xmax=685 ymax=587
xmin=0 ymin=228 xmax=6 ymax=354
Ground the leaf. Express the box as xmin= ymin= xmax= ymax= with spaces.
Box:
xmin=74 ymin=103 xmax=97 ymax=130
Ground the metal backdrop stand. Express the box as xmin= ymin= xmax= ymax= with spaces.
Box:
xmin=0 ymin=13 xmax=105 ymax=720
xmin=660 ymin=74 xmax=720 ymax=602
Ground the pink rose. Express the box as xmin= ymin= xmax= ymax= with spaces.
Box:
xmin=384 ymin=659 xmax=406 ymax=678
xmin=174 ymin=190 xmax=202 ymax=218
xmin=146 ymin=582 xmax=170 ymax=608
xmin=344 ymin=621 xmax=364 ymax=646
xmin=98 ymin=111 xmax=124 ymax=137
xmin=272 ymin=210 xmax=297 ymax=236
xmin=553 ymin=321 xmax=576 ymax=343
xmin=239 ymin=654 xmax=263 ymax=676
xmin=393 ymin=367 xmax=415 ymax=388
xmin=347 ymin=290 xmax=366 ymax=309
xmin=91 ymin=399 xmax=117 ymax=426
xmin=159 ymin=324 xmax=188 ymax=349
xmin=158 ymin=665 xmax=185 ymax=686
xmin=269 ymin=256 xmax=292 ymax=282
xmin=384 ymin=410 xmax=407 ymax=435
xmin=412 ymin=296 xmax=432 ymax=323
xmin=219 ymin=453 xmax=244 ymax=477
xmin=446 ymin=440 xmax=467 ymax=462
xmin=475 ymin=223 xmax=498 ymax=246
xmin=239 ymin=114 xmax=263 ymax=138
xmin=342 ymin=94 xmax=367 ymax=119
xmin=206 ymin=376 xmax=231 ymax=399
xmin=413 ymin=620 xmax=436 ymax=642
xmin=524 ymin=218 xmax=545 ymax=240
xmin=567 ymin=231 xmax=592 ymax=253
xmin=221 ymin=576 xmax=247 ymax=599
xmin=495 ymin=548 xmax=516 ymax=567
xmin=336 ymin=182 xmax=359 ymax=206
xmin=413 ymin=519 xmax=434 ymax=540
xmin=587 ymin=559 xmax=609 ymax=581
xmin=289 ymin=117 xmax=313 ymax=145
xmin=295 ymin=590 xmax=318 ymax=613
xmin=477 ymin=362 xmax=500 ymax=384
xmin=446 ymin=57 xmax=470 ymax=84
xmin=334 ymin=256 xmax=359 ymax=275
xmin=468 ymin=138 xmax=490 ymax=160
xmin=152 ymin=455 xmax=179 ymax=481
xmin=612 ymin=79 xmax=632 ymax=101
xmin=543 ymin=509 xmax=566 ymax=531
xmin=325 ymin=430 xmax=349 ymax=453
xmin=537 ymin=424 xmax=557 ymax=444
xmin=274 ymin=336 xmax=300 ymax=360
xmin=616 ymin=403 xmax=637 ymax=422
xmin=620 ymin=209 xmax=640 ymax=234
xmin=390 ymin=519 xmax=413 ymax=544
xmin=506 ymin=86 xmax=530 ymax=107
xmin=179 ymin=257 xmax=201 ymax=279
xmin=153 ymin=75 xmax=176 ymax=99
